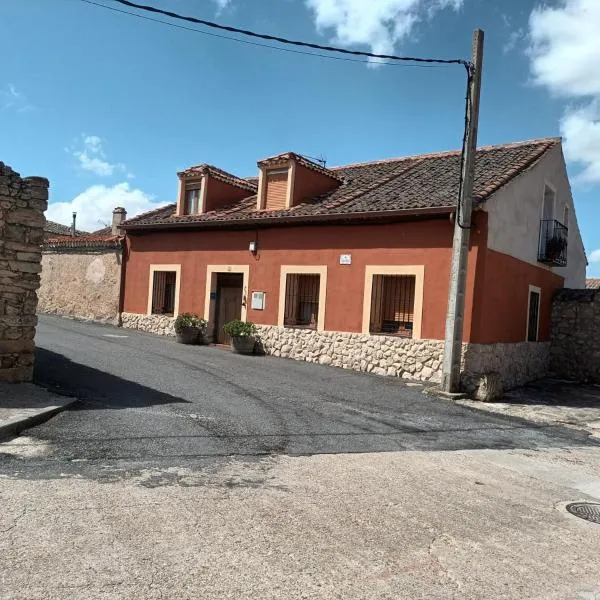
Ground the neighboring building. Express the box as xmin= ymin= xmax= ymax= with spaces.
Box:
xmin=119 ymin=138 xmax=586 ymax=390
xmin=38 ymin=208 xmax=127 ymax=323
xmin=586 ymin=278 xmax=600 ymax=290
xmin=44 ymin=220 xmax=88 ymax=239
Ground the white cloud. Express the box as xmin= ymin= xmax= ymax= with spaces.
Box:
xmin=213 ymin=0 xmax=231 ymax=12
xmin=46 ymin=183 xmax=167 ymax=232
xmin=305 ymin=0 xmax=462 ymax=62
xmin=1 ymin=83 xmax=34 ymax=113
xmin=71 ymin=134 xmax=127 ymax=177
xmin=528 ymin=0 xmax=600 ymax=182
xmin=589 ymin=249 xmax=600 ymax=263
xmin=503 ymin=28 xmax=525 ymax=54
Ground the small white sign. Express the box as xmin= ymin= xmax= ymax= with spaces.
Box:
xmin=339 ymin=254 xmax=352 ymax=265
xmin=251 ymin=291 xmax=266 ymax=310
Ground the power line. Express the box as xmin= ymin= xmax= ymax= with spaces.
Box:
xmin=76 ymin=0 xmax=444 ymax=67
xmin=98 ymin=0 xmax=470 ymax=68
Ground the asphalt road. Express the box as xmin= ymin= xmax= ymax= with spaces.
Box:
xmin=0 ymin=315 xmax=594 ymax=481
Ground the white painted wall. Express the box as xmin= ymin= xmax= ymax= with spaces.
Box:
xmin=482 ymin=144 xmax=587 ymax=288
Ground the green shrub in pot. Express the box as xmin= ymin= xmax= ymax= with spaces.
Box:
xmin=223 ymin=320 xmax=257 ymax=354
xmin=174 ymin=313 xmax=207 ymax=345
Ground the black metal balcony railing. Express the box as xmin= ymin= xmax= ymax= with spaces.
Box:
xmin=538 ymin=219 xmax=568 ymax=267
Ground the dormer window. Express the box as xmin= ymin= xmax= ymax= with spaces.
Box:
xmin=185 ymin=188 xmax=201 ymax=215
xmin=177 ymin=164 xmax=257 ymax=217
xmin=256 ymin=152 xmax=342 ymax=212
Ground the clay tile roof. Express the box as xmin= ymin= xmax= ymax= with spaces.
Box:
xmin=586 ymin=278 xmax=600 ymax=290
xmin=178 ymin=164 xmax=258 ymax=193
xmin=43 ymin=235 xmax=123 ymax=249
xmin=123 ymin=138 xmax=561 ymax=230
xmin=258 ymin=152 xmax=343 ymax=182
xmin=44 ymin=220 xmax=88 ymax=238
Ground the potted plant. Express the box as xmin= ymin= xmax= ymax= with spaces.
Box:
xmin=222 ymin=320 xmax=257 ymax=354
xmin=174 ymin=313 xmax=207 ymax=345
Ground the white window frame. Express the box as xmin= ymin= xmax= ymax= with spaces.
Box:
xmin=278 ymin=266 xmax=327 ymax=332
xmin=362 ymin=265 xmax=424 ymax=340
xmin=526 ymin=284 xmax=541 ymax=342
xmin=147 ymin=264 xmax=181 ymax=317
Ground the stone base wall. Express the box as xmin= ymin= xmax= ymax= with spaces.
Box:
xmin=256 ymin=325 xmax=444 ymax=382
xmin=0 ymin=162 xmax=47 ymax=382
xmin=121 ymin=312 xmax=175 ymax=336
xmin=38 ymin=250 xmax=122 ymax=323
xmin=462 ymin=342 xmax=550 ymax=392
xmin=120 ymin=314 xmax=549 ymax=390
xmin=550 ymin=289 xmax=600 ymax=382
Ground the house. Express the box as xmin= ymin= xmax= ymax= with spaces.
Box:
xmin=44 ymin=220 xmax=88 ymax=239
xmin=38 ymin=208 xmax=127 ymax=323
xmin=119 ymin=138 xmax=586 ymax=390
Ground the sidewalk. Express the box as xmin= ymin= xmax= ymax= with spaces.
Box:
xmin=458 ymin=378 xmax=600 ymax=438
xmin=0 ymin=383 xmax=78 ymax=441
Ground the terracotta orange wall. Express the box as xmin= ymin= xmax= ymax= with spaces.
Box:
xmin=123 ymin=217 xmax=486 ymax=341
xmin=292 ymin=163 xmax=340 ymax=205
xmin=470 ymin=246 xmax=564 ymax=343
xmin=204 ymin=177 xmax=250 ymax=212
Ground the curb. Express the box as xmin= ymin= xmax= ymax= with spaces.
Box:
xmin=0 ymin=399 xmax=79 ymax=442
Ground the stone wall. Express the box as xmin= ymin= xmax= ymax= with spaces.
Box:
xmin=120 ymin=313 xmax=549 ymax=390
xmin=0 ymin=162 xmax=47 ymax=382
xmin=462 ymin=342 xmax=550 ymax=392
xmin=121 ymin=312 xmax=175 ymax=336
xmin=38 ymin=249 xmax=122 ymax=323
xmin=257 ymin=325 xmax=444 ymax=382
xmin=550 ymin=289 xmax=600 ymax=382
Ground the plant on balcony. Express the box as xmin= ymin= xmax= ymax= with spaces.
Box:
xmin=174 ymin=313 xmax=207 ymax=345
xmin=223 ymin=319 xmax=257 ymax=354
xmin=545 ymin=235 xmax=567 ymax=261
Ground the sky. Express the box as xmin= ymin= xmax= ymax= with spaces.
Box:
xmin=1 ymin=0 xmax=599 ymax=275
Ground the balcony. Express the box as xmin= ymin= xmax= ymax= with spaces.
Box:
xmin=538 ymin=219 xmax=568 ymax=267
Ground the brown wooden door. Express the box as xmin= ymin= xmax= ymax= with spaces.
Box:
xmin=217 ymin=286 xmax=243 ymax=344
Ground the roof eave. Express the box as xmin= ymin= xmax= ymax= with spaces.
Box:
xmin=122 ymin=206 xmax=454 ymax=232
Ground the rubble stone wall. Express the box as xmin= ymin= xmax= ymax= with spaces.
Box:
xmin=121 ymin=312 xmax=175 ymax=336
xmin=38 ymin=250 xmax=122 ymax=323
xmin=550 ymin=289 xmax=600 ymax=382
xmin=120 ymin=314 xmax=549 ymax=390
xmin=0 ymin=162 xmax=48 ymax=382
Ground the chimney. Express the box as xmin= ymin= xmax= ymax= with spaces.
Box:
xmin=71 ymin=212 xmax=77 ymax=237
xmin=112 ymin=207 xmax=127 ymax=236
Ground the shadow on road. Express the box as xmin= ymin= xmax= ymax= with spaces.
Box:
xmin=34 ymin=347 xmax=189 ymax=410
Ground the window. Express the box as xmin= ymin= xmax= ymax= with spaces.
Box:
xmin=264 ymin=168 xmax=289 ymax=211
xmin=369 ymin=275 xmax=416 ymax=337
xmin=527 ymin=287 xmax=541 ymax=342
xmin=151 ymin=271 xmax=177 ymax=315
xmin=284 ymin=274 xmax=320 ymax=328
xmin=185 ymin=188 xmax=201 ymax=214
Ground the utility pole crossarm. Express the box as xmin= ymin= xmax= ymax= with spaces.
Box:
xmin=441 ymin=29 xmax=484 ymax=394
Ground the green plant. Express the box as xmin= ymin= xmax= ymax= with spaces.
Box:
xmin=174 ymin=313 xmax=207 ymax=334
xmin=222 ymin=319 xmax=257 ymax=337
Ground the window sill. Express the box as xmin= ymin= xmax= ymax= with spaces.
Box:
xmin=284 ymin=324 xmax=318 ymax=331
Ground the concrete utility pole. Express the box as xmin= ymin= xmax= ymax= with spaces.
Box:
xmin=441 ymin=29 xmax=484 ymax=393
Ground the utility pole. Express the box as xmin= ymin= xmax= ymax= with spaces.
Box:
xmin=441 ymin=29 xmax=484 ymax=393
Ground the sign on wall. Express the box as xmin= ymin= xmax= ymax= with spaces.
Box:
xmin=251 ymin=291 xmax=266 ymax=310
xmin=339 ymin=254 xmax=352 ymax=265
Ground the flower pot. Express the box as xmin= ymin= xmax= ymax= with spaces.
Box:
xmin=230 ymin=335 xmax=256 ymax=355
xmin=176 ymin=326 xmax=201 ymax=345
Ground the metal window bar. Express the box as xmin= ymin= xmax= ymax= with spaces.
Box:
xmin=152 ymin=271 xmax=177 ymax=315
xmin=370 ymin=275 xmax=415 ymax=338
xmin=527 ymin=291 xmax=540 ymax=342
xmin=284 ymin=274 xmax=320 ymax=328
xmin=538 ymin=219 xmax=568 ymax=267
